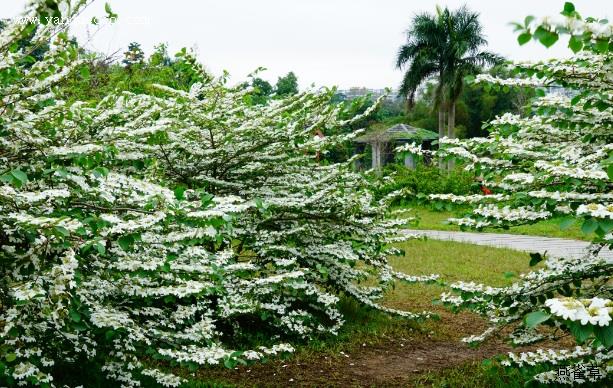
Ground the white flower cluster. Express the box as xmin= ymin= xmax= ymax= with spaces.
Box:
xmin=394 ymin=142 xmax=430 ymax=156
xmin=577 ymin=203 xmax=613 ymax=220
xmin=429 ymin=193 xmax=509 ymax=204
xmin=546 ymin=297 xmax=612 ymax=327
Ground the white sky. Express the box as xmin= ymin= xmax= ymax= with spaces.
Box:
xmin=2 ymin=0 xmax=612 ymax=89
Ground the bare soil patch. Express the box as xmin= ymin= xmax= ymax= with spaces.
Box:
xmin=189 ymin=332 xmax=519 ymax=387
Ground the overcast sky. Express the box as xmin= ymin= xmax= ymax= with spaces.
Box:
xmin=3 ymin=1 xmax=612 ymax=89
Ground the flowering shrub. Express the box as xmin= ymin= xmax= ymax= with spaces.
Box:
xmin=398 ymin=3 xmax=612 ymax=385
xmin=0 ymin=1 xmax=436 ymax=386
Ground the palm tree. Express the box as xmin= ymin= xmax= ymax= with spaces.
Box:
xmin=396 ymin=6 xmax=500 ymax=166
xmin=396 ymin=9 xmax=448 ymax=140
xmin=442 ymin=7 xmax=501 ymax=139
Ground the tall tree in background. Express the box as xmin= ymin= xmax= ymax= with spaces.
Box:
xmin=122 ymin=41 xmax=144 ymax=68
xmin=275 ymin=71 xmax=298 ymax=96
xmin=396 ymin=9 xmax=447 ymax=142
xmin=442 ymin=7 xmax=501 ymax=140
xmin=251 ymin=77 xmax=274 ymax=104
xmin=396 ymin=6 xmax=499 ymax=167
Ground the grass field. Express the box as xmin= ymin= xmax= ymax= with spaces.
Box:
xmin=397 ymin=205 xmax=589 ymax=241
xmin=182 ymin=239 xmax=536 ymax=387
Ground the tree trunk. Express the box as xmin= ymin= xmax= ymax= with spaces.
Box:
xmin=447 ymin=101 xmax=456 ymax=171
xmin=438 ymin=106 xmax=445 ymax=171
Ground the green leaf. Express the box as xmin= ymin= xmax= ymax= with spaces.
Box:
xmin=581 ymin=218 xmax=599 ymax=234
xmin=69 ymin=310 xmax=81 ymax=323
xmin=542 ymin=32 xmax=559 ymax=48
xmin=105 ymin=330 xmax=116 ymax=341
xmin=79 ymin=65 xmax=90 ymax=79
xmin=599 ymin=218 xmax=613 ymax=233
xmin=510 ymin=22 xmax=524 ymax=32
xmin=562 ymin=2 xmax=575 ymax=16
xmin=223 ymin=357 xmax=237 ymax=369
xmin=201 ymin=193 xmax=214 ymax=207
xmin=534 ymin=26 xmax=559 ymax=48
xmin=11 ymin=169 xmax=28 ymax=187
xmin=524 ymin=310 xmax=551 ymax=328
xmin=54 ymin=226 xmax=70 ymax=237
xmin=94 ymin=242 xmax=106 ymax=255
xmin=607 ymin=164 xmax=613 ymax=180
xmin=594 ymin=39 xmax=609 ymax=53
xmin=117 ymin=235 xmax=134 ymax=251
xmin=524 ymin=15 xmax=535 ymax=27
xmin=5 ymin=353 xmax=16 ymax=362
xmin=174 ymin=185 xmax=186 ymax=200
xmin=161 ymin=263 xmax=171 ymax=273
xmin=93 ymin=167 xmax=109 ymax=177
xmin=595 ymin=325 xmax=613 ymax=348
xmin=570 ymin=94 xmax=582 ymax=106
xmin=568 ymin=35 xmax=583 ymax=53
xmin=517 ymin=32 xmax=532 ymax=45
xmin=569 ymin=322 xmax=593 ymax=344
xmin=104 ymin=2 xmax=117 ymax=19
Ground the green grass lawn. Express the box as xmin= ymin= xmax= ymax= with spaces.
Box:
xmin=397 ymin=205 xmax=589 ymax=241
xmin=181 ymin=239 xmax=535 ymax=387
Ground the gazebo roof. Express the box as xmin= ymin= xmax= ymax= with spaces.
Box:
xmin=354 ymin=123 xmax=438 ymax=143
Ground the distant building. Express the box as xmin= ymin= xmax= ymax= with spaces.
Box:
xmin=335 ymin=87 xmax=401 ymax=102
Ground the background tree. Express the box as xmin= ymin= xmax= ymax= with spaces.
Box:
xmin=148 ymin=42 xmax=171 ymax=67
xmin=396 ymin=6 xmax=499 ymax=168
xmin=396 ymin=8 xmax=447 ymax=142
xmin=442 ymin=6 xmax=501 ymax=140
xmin=250 ymin=77 xmax=273 ymax=104
xmin=122 ymin=41 xmax=144 ymax=68
xmin=275 ymin=71 xmax=298 ymax=96
xmin=400 ymin=77 xmax=529 ymax=139
xmin=59 ymin=46 xmax=208 ymax=102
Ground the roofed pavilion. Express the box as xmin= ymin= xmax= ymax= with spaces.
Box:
xmin=353 ymin=123 xmax=437 ymax=171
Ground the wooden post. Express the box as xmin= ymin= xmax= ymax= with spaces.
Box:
xmin=404 ymin=154 xmax=416 ymax=169
xmin=371 ymin=141 xmax=382 ymax=173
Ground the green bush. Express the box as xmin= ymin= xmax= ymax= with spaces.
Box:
xmin=374 ymin=164 xmax=479 ymax=204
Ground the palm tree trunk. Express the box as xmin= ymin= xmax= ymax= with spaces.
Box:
xmin=447 ymin=101 xmax=456 ymax=171
xmin=438 ymin=105 xmax=445 ymax=171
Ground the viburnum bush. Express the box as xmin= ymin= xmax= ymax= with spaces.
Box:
xmin=0 ymin=1 xmax=436 ymax=386
xmin=398 ymin=3 xmax=612 ymax=385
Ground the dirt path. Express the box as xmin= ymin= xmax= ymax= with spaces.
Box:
xmin=344 ymin=339 xmax=507 ymax=384
xmin=190 ymin=332 xmax=520 ymax=387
